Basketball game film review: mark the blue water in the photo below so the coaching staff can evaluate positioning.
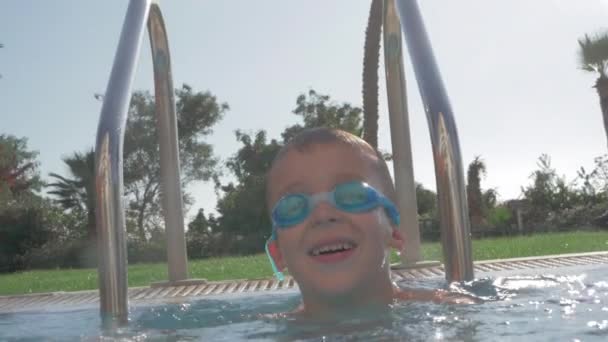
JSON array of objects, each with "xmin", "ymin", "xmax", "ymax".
[{"xmin": 1, "ymin": 264, "xmax": 608, "ymax": 341}]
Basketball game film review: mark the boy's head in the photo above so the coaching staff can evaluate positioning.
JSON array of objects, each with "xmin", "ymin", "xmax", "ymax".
[{"xmin": 265, "ymin": 128, "xmax": 403, "ymax": 304}]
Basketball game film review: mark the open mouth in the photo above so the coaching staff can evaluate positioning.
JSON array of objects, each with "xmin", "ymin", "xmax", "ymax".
[{"xmin": 308, "ymin": 240, "xmax": 358, "ymax": 263}]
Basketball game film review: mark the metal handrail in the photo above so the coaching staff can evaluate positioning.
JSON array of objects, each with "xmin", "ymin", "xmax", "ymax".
[
  {"xmin": 392, "ymin": 0, "xmax": 474, "ymax": 281},
  {"xmin": 95, "ymin": 0, "xmax": 150, "ymax": 327},
  {"xmin": 95, "ymin": 0, "xmax": 188, "ymax": 327},
  {"xmin": 148, "ymin": 2, "xmax": 189, "ymax": 283},
  {"xmin": 383, "ymin": 0, "xmax": 422, "ymax": 265}
]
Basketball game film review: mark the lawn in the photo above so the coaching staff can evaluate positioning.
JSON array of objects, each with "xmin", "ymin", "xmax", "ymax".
[{"xmin": 1, "ymin": 231, "xmax": 607, "ymax": 296}]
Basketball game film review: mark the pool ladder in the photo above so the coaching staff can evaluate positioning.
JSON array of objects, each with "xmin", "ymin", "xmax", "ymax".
[{"xmin": 95, "ymin": 0, "xmax": 473, "ymax": 327}]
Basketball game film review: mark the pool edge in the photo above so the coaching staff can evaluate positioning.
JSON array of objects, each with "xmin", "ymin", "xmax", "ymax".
[{"xmin": 1, "ymin": 251, "xmax": 606, "ymax": 313}]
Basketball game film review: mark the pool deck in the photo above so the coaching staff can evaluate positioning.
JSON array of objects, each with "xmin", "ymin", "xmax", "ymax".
[{"xmin": 1, "ymin": 251, "xmax": 607, "ymax": 313}]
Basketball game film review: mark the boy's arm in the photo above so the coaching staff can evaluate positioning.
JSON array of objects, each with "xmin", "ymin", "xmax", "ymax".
[{"xmin": 395, "ymin": 288, "xmax": 481, "ymax": 304}]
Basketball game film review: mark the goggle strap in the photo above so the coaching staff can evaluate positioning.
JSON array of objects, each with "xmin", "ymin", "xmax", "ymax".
[
  {"xmin": 381, "ymin": 197, "xmax": 401, "ymax": 226},
  {"xmin": 265, "ymin": 239, "xmax": 285, "ymax": 282}
]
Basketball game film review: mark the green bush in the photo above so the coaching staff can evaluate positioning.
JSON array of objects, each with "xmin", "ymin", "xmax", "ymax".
[
  {"xmin": 127, "ymin": 239, "xmax": 167, "ymax": 264},
  {"xmin": 547, "ymin": 202, "xmax": 608, "ymax": 229},
  {"xmin": 486, "ymin": 206, "xmax": 513, "ymax": 235},
  {"xmin": 24, "ymin": 239, "xmax": 97, "ymax": 269},
  {"xmin": 187, "ymin": 232, "xmax": 226, "ymax": 259},
  {"xmin": 0, "ymin": 199, "xmax": 53, "ymax": 272},
  {"xmin": 23, "ymin": 238, "xmax": 186, "ymax": 270},
  {"xmin": 419, "ymin": 218, "xmax": 440, "ymax": 241}
]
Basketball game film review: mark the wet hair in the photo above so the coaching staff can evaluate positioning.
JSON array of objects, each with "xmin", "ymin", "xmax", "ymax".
[{"xmin": 266, "ymin": 127, "xmax": 397, "ymax": 209}]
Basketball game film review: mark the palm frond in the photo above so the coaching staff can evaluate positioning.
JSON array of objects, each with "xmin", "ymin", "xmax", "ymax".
[
  {"xmin": 47, "ymin": 149, "xmax": 95, "ymax": 212},
  {"xmin": 48, "ymin": 172, "xmax": 79, "ymax": 186},
  {"xmin": 578, "ymin": 32, "xmax": 608, "ymax": 77}
]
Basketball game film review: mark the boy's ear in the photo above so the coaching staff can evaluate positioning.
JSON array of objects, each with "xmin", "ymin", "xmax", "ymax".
[
  {"xmin": 388, "ymin": 228, "xmax": 405, "ymax": 251},
  {"xmin": 267, "ymin": 240, "xmax": 286, "ymax": 271}
]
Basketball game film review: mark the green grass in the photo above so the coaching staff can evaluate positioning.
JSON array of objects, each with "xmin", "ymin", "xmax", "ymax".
[
  {"xmin": 415, "ymin": 230, "xmax": 608, "ymax": 262},
  {"xmin": 1, "ymin": 231, "xmax": 607, "ymax": 296}
]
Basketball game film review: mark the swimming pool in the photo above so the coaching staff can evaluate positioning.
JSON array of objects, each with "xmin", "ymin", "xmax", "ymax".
[{"xmin": 1, "ymin": 256, "xmax": 607, "ymax": 341}]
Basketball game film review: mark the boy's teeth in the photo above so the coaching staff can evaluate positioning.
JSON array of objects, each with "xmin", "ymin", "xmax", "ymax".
[{"xmin": 311, "ymin": 242, "xmax": 354, "ymax": 256}]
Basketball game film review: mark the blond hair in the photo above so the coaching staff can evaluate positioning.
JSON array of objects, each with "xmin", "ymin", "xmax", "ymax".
[{"xmin": 266, "ymin": 128, "xmax": 396, "ymax": 208}]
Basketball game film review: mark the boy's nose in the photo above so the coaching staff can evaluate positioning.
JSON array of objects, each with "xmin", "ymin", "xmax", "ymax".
[{"xmin": 309, "ymin": 201, "xmax": 341, "ymax": 227}]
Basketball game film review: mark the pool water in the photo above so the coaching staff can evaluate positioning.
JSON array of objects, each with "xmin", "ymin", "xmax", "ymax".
[{"xmin": 1, "ymin": 264, "xmax": 607, "ymax": 341}]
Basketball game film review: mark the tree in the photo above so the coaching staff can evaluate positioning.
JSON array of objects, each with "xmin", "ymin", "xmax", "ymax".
[
  {"xmin": 578, "ymin": 32, "xmax": 608, "ymax": 148},
  {"xmin": 466, "ymin": 156, "xmax": 486, "ymax": 226},
  {"xmin": 281, "ymin": 90, "xmax": 363, "ymax": 142},
  {"xmin": 0, "ymin": 135, "xmax": 54, "ymax": 272},
  {"xmin": 215, "ymin": 90, "xmax": 364, "ymax": 254},
  {"xmin": 520, "ymin": 154, "xmax": 578, "ymax": 227},
  {"xmin": 226, "ymin": 130, "xmax": 282, "ymax": 182},
  {"xmin": 482, "ymin": 188, "xmax": 498, "ymax": 212},
  {"xmin": 415, "ymin": 182, "xmax": 436, "ymax": 218},
  {"xmin": 0, "ymin": 197, "xmax": 54, "ymax": 272},
  {"xmin": 186, "ymin": 208, "xmax": 220, "ymax": 259},
  {"xmin": 362, "ymin": 0, "xmax": 383, "ymax": 148},
  {"xmin": 577, "ymin": 155, "xmax": 608, "ymax": 226},
  {"xmin": 577, "ymin": 155, "xmax": 608, "ymax": 205},
  {"xmin": 123, "ymin": 84, "xmax": 227, "ymax": 240},
  {"xmin": 214, "ymin": 130, "xmax": 282, "ymax": 254},
  {"xmin": 0, "ymin": 134, "xmax": 41, "ymax": 200},
  {"xmin": 47, "ymin": 149, "xmax": 96, "ymax": 241},
  {"xmin": 188, "ymin": 208, "xmax": 212, "ymax": 236},
  {"xmin": 522, "ymin": 154, "xmax": 557, "ymax": 216}
]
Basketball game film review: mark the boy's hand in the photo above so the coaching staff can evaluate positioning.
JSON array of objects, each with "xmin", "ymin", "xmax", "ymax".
[{"xmin": 432, "ymin": 289, "xmax": 482, "ymax": 304}]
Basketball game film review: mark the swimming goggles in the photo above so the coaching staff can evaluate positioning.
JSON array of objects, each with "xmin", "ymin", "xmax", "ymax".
[{"xmin": 265, "ymin": 181, "xmax": 400, "ymax": 281}]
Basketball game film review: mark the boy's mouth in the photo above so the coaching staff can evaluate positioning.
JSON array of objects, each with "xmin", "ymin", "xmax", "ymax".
[{"xmin": 308, "ymin": 240, "xmax": 358, "ymax": 263}]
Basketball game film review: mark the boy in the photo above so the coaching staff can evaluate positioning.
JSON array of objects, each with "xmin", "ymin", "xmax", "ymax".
[{"xmin": 264, "ymin": 127, "xmax": 478, "ymax": 317}]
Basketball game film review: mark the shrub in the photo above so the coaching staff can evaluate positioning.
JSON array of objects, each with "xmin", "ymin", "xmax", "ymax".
[
  {"xmin": 24, "ymin": 239, "xmax": 96, "ymax": 269},
  {"xmin": 127, "ymin": 239, "xmax": 167, "ymax": 264}
]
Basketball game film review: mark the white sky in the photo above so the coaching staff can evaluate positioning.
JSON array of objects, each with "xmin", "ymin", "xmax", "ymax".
[{"xmin": 1, "ymin": 0, "xmax": 607, "ymax": 219}]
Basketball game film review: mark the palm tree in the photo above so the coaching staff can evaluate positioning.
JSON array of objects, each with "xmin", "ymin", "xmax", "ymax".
[
  {"xmin": 362, "ymin": 0, "xmax": 383, "ymax": 148},
  {"xmin": 47, "ymin": 149, "xmax": 96, "ymax": 241},
  {"xmin": 578, "ymin": 32, "xmax": 608, "ymax": 148},
  {"xmin": 467, "ymin": 156, "xmax": 486, "ymax": 226}
]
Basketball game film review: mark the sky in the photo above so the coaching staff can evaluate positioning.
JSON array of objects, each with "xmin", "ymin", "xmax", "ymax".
[{"xmin": 1, "ymin": 0, "xmax": 607, "ymax": 220}]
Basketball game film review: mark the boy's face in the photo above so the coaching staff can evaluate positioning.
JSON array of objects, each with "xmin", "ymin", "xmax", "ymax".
[{"xmin": 267, "ymin": 143, "xmax": 401, "ymax": 298}]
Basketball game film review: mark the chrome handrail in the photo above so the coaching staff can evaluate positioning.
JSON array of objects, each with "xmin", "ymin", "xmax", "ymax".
[
  {"xmin": 393, "ymin": 0, "xmax": 474, "ymax": 281},
  {"xmin": 95, "ymin": 0, "xmax": 188, "ymax": 327},
  {"xmin": 95, "ymin": 0, "xmax": 150, "ymax": 327},
  {"xmin": 148, "ymin": 2, "xmax": 189, "ymax": 283},
  {"xmin": 383, "ymin": 0, "xmax": 422, "ymax": 265}
]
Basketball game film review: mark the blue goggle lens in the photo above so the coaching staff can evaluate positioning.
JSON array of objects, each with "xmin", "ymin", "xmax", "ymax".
[
  {"xmin": 334, "ymin": 182, "xmax": 374, "ymax": 211},
  {"xmin": 274, "ymin": 194, "xmax": 308, "ymax": 226},
  {"xmin": 272, "ymin": 182, "xmax": 388, "ymax": 228},
  {"xmin": 276, "ymin": 194, "xmax": 307, "ymax": 217}
]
